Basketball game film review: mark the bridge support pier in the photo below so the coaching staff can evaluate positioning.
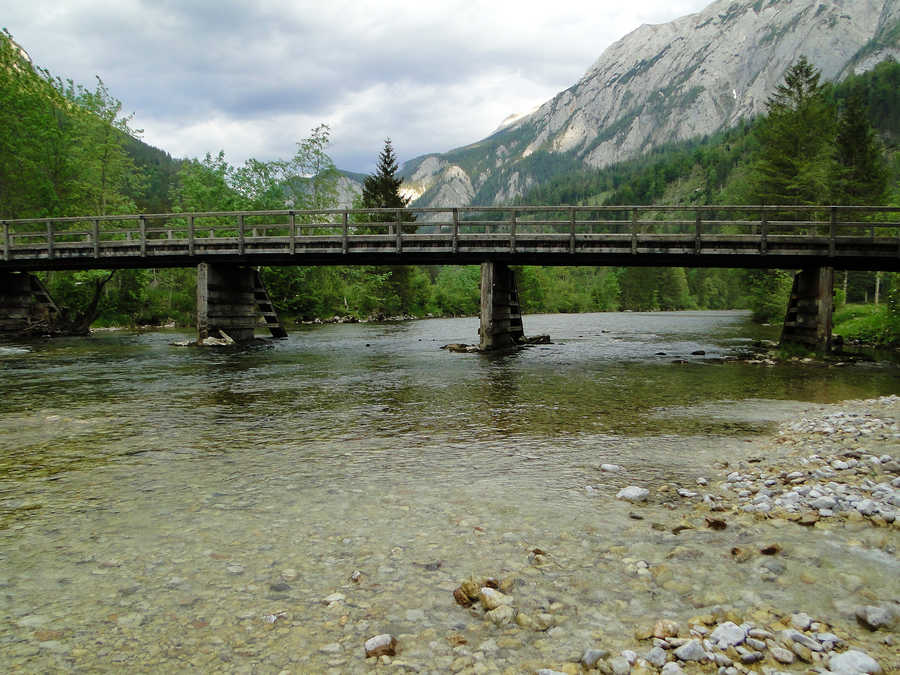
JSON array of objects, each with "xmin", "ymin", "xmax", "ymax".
[
  {"xmin": 479, "ymin": 262, "xmax": 525, "ymax": 351},
  {"xmin": 0, "ymin": 271, "xmax": 59, "ymax": 335},
  {"xmin": 196, "ymin": 264, "xmax": 286, "ymax": 343},
  {"xmin": 780, "ymin": 267, "xmax": 834, "ymax": 353}
]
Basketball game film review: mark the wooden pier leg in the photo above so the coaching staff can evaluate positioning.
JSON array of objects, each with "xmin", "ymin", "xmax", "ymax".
[
  {"xmin": 0, "ymin": 272, "xmax": 60, "ymax": 334},
  {"xmin": 779, "ymin": 267, "xmax": 834, "ymax": 353},
  {"xmin": 196, "ymin": 263, "xmax": 259, "ymax": 343},
  {"xmin": 479, "ymin": 262, "xmax": 525, "ymax": 351}
]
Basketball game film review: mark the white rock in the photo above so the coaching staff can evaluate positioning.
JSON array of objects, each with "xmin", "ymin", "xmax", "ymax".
[
  {"xmin": 364, "ymin": 634, "xmax": 396, "ymax": 658},
  {"xmin": 661, "ymin": 662, "xmax": 685, "ymax": 675},
  {"xmin": 790, "ymin": 612, "xmax": 812, "ymax": 630},
  {"xmin": 710, "ymin": 621, "xmax": 746, "ymax": 648},
  {"xmin": 601, "ymin": 463, "xmax": 623, "ymax": 472},
  {"xmin": 479, "ymin": 587, "xmax": 511, "ymax": 610},
  {"xmin": 829, "ymin": 649, "xmax": 882, "ymax": 674},
  {"xmin": 617, "ymin": 486, "xmax": 649, "ymax": 502},
  {"xmin": 673, "ymin": 639, "xmax": 707, "ymax": 662},
  {"xmin": 646, "ymin": 646, "xmax": 668, "ymax": 667}
]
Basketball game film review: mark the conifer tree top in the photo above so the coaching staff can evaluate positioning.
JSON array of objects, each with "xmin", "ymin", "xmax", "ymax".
[{"xmin": 362, "ymin": 138, "xmax": 409, "ymax": 210}]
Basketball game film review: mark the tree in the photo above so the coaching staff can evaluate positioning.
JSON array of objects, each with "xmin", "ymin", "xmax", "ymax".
[
  {"xmin": 285, "ymin": 123, "xmax": 340, "ymax": 211},
  {"xmin": 749, "ymin": 56, "xmax": 836, "ymax": 207},
  {"xmin": 831, "ymin": 89, "xmax": 888, "ymax": 204},
  {"xmin": 356, "ymin": 139, "xmax": 423, "ymax": 315},
  {"xmin": 362, "ymin": 139, "xmax": 408, "ymax": 209}
]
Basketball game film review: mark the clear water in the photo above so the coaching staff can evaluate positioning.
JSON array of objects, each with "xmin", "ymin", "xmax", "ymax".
[{"xmin": 0, "ymin": 311, "xmax": 897, "ymax": 672}]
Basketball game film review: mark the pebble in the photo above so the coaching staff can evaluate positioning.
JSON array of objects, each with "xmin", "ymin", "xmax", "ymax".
[
  {"xmin": 364, "ymin": 634, "xmax": 396, "ymax": 658},
  {"xmin": 646, "ymin": 646, "xmax": 668, "ymax": 667},
  {"xmin": 673, "ymin": 639, "xmax": 707, "ymax": 662},
  {"xmin": 617, "ymin": 486, "xmax": 649, "ymax": 502},
  {"xmin": 582, "ymin": 648, "xmax": 610, "ymax": 667},
  {"xmin": 485, "ymin": 605, "xmax": 515, "ymax": 626},
  {"xmin": 610, "ymin": 655, "xmax": 631, "ymax": 675},
  {"xmin": 479, "ymin": 587, "xmax": 511, "ymax": 610},
  {"xmin": 709, "ymin": 621, "xmax": 745, "ymax": 647},
  {"xmin": 829, "ymin": 649, "xmax": 883, "ymax": 674},
  {"xmin": 770, "ymin": 645, "xmax": 795, "ymax": 664},
  {"xmin": 855, "ymin": 605, "xmax": 895, "ymax": 631},
  {"xmin": 660, "ymin": 662, "xmax": 685, "ymax": 675}
]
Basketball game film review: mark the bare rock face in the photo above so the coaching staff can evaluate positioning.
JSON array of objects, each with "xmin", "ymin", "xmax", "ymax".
[{"xmin": 403, "ymin": 0, "xmax": 899, "ymax": 209}]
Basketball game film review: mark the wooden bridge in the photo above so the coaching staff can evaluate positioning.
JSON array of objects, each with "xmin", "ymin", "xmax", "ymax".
[{"xmin": 2, "ymin": 205, "xmax": 898, "ymax": 350}]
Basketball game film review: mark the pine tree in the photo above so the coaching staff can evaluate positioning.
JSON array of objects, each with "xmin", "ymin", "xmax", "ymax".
[
  {"xmin": 749, "ymin": 56, "xmax": 836, "ymax": 207},
  {"xmin": 831, "ymin": 89, "xmax": 888, "ymax": 204},
  {"xmin": 362, "ymin": 138, "xmax": 408, "ymax": 210}
]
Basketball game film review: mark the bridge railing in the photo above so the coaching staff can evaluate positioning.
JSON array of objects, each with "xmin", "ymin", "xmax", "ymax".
[{"xmin": 3, "ymin": 205, "xmax": 899, "ymax": 264}]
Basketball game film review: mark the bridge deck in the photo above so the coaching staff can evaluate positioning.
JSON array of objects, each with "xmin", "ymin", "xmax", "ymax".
[{"xmin": 3, "ymin": 205, "xmax": 898, "ymax": 272}]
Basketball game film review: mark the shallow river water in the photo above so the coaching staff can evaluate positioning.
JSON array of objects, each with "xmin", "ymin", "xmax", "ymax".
[{"xmin": 0, "ymin": 311, "xmax": 897, "ymax": 673}]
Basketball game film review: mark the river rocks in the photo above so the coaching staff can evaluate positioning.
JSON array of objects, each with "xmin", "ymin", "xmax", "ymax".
[
  {"xmin": 364, "ymin": 633, "xmax": 397, "ymax": 658},
  {"xmin": 712, "ymin": 401, "xmax": 899, "ymax": 526},
  {"xmin": 617, "ymin": 486, "xmax": 649, "ymax": 502}
]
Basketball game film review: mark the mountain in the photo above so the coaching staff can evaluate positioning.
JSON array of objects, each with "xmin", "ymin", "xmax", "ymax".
[{"xmin": 401, "ymin": 0, "xmax": 900, "ymax": 208}]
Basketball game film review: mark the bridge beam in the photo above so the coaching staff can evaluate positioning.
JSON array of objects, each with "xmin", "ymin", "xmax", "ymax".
[
  {"xmin": 196, "ymin": 263, "xmax": 286, "ymax": 343},
  {"xmin": 0, "ymin": 271, "xmax": 59, "ymax": 335},
  {"xmin": 780, "ymin": 266, "xmax": 834, "ymax": 353},
  {"xmin": 479, "ymin": 262, "xmax": 525, "ymax": 351}
]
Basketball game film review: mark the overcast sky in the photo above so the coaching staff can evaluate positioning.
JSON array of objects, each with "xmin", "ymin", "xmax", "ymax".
[{"xmin": 5, "ymin": 0, "xmax": 712, "ymax": 173}]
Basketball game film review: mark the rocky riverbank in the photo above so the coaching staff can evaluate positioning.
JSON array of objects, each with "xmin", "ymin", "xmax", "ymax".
[{"xmin": 427, "ymin": 396, "xmax": 898, "ymax": 674}]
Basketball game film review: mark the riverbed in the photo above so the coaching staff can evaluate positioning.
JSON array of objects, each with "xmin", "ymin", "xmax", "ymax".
[{"xmin": 0, "ymin": 311, "xmax": 897, "ymax": 673}]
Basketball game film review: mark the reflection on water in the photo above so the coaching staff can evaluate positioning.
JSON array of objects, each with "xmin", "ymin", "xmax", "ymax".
[{"xmin": 0, "ymin": 311, "xmax": 897, "ymax": 671}]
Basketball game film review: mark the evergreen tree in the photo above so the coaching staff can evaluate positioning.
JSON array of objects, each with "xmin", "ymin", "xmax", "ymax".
[
  {"xmin": 362, "ymin": 138, "xmax": 408, "ymax": 210},
  {"xmin": 831, "ymin": 89, "xmax": 888, "ymax": 204},
  {"xmin": 749, "ymin": 56, "xmax": 836, "ymax": 207},
  {"xmin": 358, "ymin": 139, "xmax": 420, "ymax": 316}
]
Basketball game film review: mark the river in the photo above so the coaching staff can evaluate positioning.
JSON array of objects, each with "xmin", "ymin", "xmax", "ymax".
[{"xmin": 0, "ymin": 311, "xmax": 897, "ymax": 672}]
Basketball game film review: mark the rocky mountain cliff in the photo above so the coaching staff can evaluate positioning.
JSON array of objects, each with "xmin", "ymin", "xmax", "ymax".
[{"xmin": 401, "ymin": 0, "xmax": 900, "ymax": 208}]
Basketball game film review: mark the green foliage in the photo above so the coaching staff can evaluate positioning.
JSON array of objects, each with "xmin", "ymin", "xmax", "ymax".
[
  {"xmin": 833, "ymin": 303, "xmax": 900, "ymax": 346},
  {"xmin": 744, "ymin": 269, "xmax": 794, "ymax": 323}
]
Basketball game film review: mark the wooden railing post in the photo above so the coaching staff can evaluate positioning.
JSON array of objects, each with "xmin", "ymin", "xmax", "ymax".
[
  {"xmin": 289, "ymin": 211, "xmax": 296, "ymax": 255},
  {"xmin": 47, "ymin": 220, "xmax": 55, "ymax": 259},
  {"xmin": 829, "ymin": 206, "xmax": 836, "ymax": 258},
  {"xmin": 694, "ymin": 211, "xmax": 702, "ymax": 253},
  {"xmin": 452, "ymin": 208, "xmax": 459, "ymax": 254},
  {"xmin": 3, "ymin": 221, "xmax": 10, "ymax": 261},
  {"xmin": 630, "ymin": 208, "xmax": 638, "ymax": 254},
  {"xmin": 395, "ymin": 210, "xmax": 402, "ymax": 253},
  {"xmin": 93, "ymin": 219, "xmax": 100, "ymax": 258},
  {"xmin": 238, "ymin": 214, "xmax": 245, "ymax": 256},
  {"xmin": 760, "ymin": 215, "xmax": 768, "ymax": 254},
  {"xmin": 188, "ymin": 215, "xmax": 195, "ymax": 256},
  {"xmin": 342, "ymin": 210, "xmax": 349, "ymax": 254},
  {"xmin": 569, "ymin": 207, "xmax": 576, "ymax": 254},
  {"xmin": 510, "ymin": 209, "xmax": 517, "ymax": 253},
  {"xmin": 139, "ymin": 215, "xmax": 147, "ymax": 256}
]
